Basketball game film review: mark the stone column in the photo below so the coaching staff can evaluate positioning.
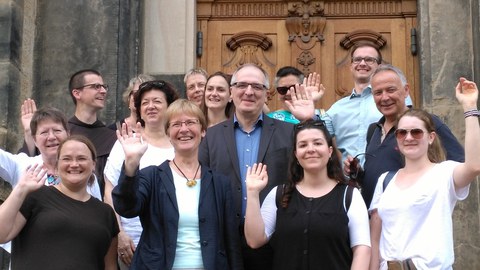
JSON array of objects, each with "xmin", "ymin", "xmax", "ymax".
[{"xmin": 418, "ymin": 0, "xmax": 480, "ymax": 268}]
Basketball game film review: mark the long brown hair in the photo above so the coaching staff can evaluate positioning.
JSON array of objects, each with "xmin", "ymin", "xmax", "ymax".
[{"xmin": 281, "ymin": 119, "xmax": 346, "ymax": 208}]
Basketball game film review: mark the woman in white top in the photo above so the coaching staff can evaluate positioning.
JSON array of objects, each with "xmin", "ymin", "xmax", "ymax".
[
  {"xmin": 369, "ymin": 77, "xmax": 480, "ymax": 270},
  {"xmin": 104, "ymin": 80, "xmax": 178, "ymax": 269}
]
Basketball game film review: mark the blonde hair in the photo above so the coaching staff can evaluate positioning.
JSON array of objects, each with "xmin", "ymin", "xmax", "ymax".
[{"xmin": 164, "ymin": 99, "xmax": 207, "ymax": 134}]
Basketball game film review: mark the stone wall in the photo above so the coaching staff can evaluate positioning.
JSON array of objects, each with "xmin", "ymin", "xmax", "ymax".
[{"xmin": 418, "ymin": 0, "xmax": 480, "ymax": 268}]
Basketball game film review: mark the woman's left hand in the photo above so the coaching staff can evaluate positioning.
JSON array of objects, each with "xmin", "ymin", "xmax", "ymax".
[{"xmin": 246, "ymin": 163, "xmax": 268, "ymax": 194}]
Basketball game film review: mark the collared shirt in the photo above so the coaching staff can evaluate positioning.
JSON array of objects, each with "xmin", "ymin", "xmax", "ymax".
[
  {"xmin": 234, "ymin": 113, "xmax": 263, "ymax": 217},
  {"xmin": 322, "ymin": 86, "xmax": 412, "ymax": 165}
]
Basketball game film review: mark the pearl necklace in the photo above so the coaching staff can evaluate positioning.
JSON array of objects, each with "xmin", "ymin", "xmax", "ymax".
[{"xmin": 172, "ymin": 159, "xmax": 200, "ymax": 187}]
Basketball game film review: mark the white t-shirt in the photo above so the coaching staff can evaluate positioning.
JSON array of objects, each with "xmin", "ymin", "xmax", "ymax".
[
  {"xmin": 260, "ymin": 185, "xmax": 371, "ymax": 248},
  {"xmin": 104, "ymin": 140, "xmax": 174, "ymax": 246},
  {"xmin": 370, "ymin": 161, "xmax": 469, "ymax": 270}
]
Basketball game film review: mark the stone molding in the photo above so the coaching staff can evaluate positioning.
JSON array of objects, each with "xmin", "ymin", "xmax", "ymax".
[{"xmin": 198, "ymin": 0, "xmax": 416, "ymax": 19}]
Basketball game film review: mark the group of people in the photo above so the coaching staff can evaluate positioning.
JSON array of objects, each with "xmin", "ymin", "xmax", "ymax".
[{"xmin": 0, "ymin": 41, "xmax": 478, "ymax": 270}]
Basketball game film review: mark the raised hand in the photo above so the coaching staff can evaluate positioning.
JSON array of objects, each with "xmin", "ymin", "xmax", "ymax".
[
  {"xmin": 304, "ymin": 72, "xmax": 324, "ymax": 102},
  {"xmin": 20, "ymin": 99, "xmax": 37, "ymax": 133},
  {"xmin": 285, "ymin": 84, "xmax": 316, "ymax": 121},
  {"xmin": 455, "ymin": 77, "xmax": 478, "ymax": 109},
  {"xmin": 246, "ymin": 163, "xmax": 268, "ymax": 194},
  {"xmin": 18, "ymin": 164, "xmax": 47, "ymax": 193},
  {"xmin": 116, "ymin": 122, "xmax": 148, "ymax": 163}
]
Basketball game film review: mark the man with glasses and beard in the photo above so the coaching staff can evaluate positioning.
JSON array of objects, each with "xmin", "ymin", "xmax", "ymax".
[{"xmin": 344, "ymin": 64, "xmax": 464, "ymax": 208}]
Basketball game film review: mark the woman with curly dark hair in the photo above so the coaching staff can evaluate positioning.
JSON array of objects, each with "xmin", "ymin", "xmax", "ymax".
[{"xmin": 244, "ymin": 119, "xmax": 370, "ymax": 270}]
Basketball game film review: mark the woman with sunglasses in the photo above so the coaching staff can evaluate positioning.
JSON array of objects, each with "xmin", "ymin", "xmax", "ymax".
[
  {"xmin": 369, "ymin": 78, "xmax": 480, "ymax": 270},
  {"xmin": 202, "ymin": 71, "xmax": 235, "ymax": 127},
  {"xmin": 112, "ymin": 99, "xmax": 242, "ymax": 269},
  {"xmin": 244, "ymin": 119, "xmax": 371, "ymax": 270},
  {"xmin": 104, "ymin": 80, "xmax": 178, "ymax": 269}
]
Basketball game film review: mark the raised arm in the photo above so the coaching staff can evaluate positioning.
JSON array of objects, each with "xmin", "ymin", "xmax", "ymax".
[
  {"xmin": 0, "ymin": 164, "xmax": 46, "ymax": 243},
  {"xmin": 244, "ymin": 163, "xmax": 269, "ymax": 248},
  {"xmin": 116, "ymin": 122, "xmax": 148, "ymax": 176},
  {"xmin": 20, "ymin": 99, "xmax": 38, "ymax": 156},
  {"xmin": 453, "ymin": 77, "xmax": 480, "ymax": 189}
]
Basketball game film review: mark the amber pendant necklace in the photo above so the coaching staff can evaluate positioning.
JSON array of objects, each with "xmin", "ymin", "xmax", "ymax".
[{"xmin": 172, "ymin": 159, "xmax": 200, "ymax": 187}]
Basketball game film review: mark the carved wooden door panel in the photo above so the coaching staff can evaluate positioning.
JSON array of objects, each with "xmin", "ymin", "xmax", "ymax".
[{"xmin": 197, "ymin": 0, "xmax": 418, "ymax": 112}]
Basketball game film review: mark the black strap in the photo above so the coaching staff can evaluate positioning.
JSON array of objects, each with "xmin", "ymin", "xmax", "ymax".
[
  {"xmin": 382, "ymin": 171, "xmax": 398, "ymax": 191},
  {"xmin": 366, "ymin": 122, "xmax": 378, "ymax": 148},
  {"xmin": 275, "ymin": 184, "xmax": 285, "ymax": 208},
  {"xmin": 345, "ymin": 185, "xmax": 354, "ymax": 212}
]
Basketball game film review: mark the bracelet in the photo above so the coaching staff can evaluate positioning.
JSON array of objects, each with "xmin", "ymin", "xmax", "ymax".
[{"xmin": 464, "ymin": 109, "xmax": 480, "ymax": 118}]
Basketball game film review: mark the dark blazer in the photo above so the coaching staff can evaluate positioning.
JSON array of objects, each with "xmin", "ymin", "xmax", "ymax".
[
  {"xmin": 199, "ymin": 115, "xmax": 294, "ymax": 221},
  {"xmin": 112, "ymin": 161, "xmax": 243, "ymax": 270}
]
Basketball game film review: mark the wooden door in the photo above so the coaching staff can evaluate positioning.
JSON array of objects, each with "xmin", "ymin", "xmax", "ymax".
[{"xmin": 197, "ymin": 0, "xmax": 419, "ymax": 112}]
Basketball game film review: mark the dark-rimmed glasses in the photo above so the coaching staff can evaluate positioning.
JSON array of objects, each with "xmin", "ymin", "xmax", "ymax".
[
  {"xmin": 78, "ymin": 83, "xmax": 109, "ymax": 91},
  {"xmin": 232, "ymin": 82, "xmax": 267, "ymax": 91},
  {"xmin": 276, "ymin": 84, "xmax": 295, "ymax": 95},
  {"xmin": 394, "ymin": 128, "xmax": 425, "ymax": 140},
  {"xmin": 351, "ymin": 56, "xmax": 378, "ymax": 65}
]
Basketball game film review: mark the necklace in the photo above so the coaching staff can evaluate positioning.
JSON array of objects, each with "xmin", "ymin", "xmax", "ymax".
[{"xmin": 172, "ymin": 159, "xmax": 200, "ymax": 187}]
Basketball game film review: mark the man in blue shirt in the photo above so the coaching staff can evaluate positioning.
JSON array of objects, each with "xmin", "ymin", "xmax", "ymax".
[
  {"xmin": 199, "ymin": 64, "xmax": 294, "ymax": 270},
  {"xmin": 323, "ymin": 42, "xmax": 412, "ymax": 165}
]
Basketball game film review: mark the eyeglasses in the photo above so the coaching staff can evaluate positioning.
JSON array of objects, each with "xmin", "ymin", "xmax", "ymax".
[
  {"xmin": 231, "ymin": 82, "xmax": 267, "ymax": 91},
  {"xmin": 349, "ymin": 153, "xmax": 375, "ymax": 187},
  {"xmin": 169, "ymin": 119, "xmax": 200, "ymax": 129},
  {"xmin": 394, "ymin": 128, "xmax": 425, "ymax": 140},
  {"xmin": 59, "ymin": 156, "xmax": 93, "ymax": 165},
  {"xmin": 351, "ymin": 56, "xmax": 378, "ymax": 65},
  {"xmin": 78, "ymin": 83, "xmax": 109, "ymax": 91},
  {"xmin": 276, "ymin": 84, "xmax": 296, "ymax": 95}
]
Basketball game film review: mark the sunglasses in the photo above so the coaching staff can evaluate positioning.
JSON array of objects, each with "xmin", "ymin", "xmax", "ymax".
[
  {"xmin": 294, "ymin": 120, "xmax": 325, "ymax": 131},
  {"xmin": 394, "ymin": 128, "xmax": 425, "ymax": 140},
  {"xmin": 276, "ymin": 84, "xmax": 296, "ymax": 95},
  {"xmin": 349, "ymin": 153, "xmax": 375, "ymax": 187}
]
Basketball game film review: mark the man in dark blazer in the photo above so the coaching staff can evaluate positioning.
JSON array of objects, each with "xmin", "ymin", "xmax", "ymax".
[{"xmin": 199, "ymin": 64, "xmax": 295, "ymax": 270}]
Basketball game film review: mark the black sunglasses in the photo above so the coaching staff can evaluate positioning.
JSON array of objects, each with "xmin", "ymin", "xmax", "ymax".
[
  {"xmin": 138, "ymin": 80, "xmax": 166, "ymax": 91},
  {"xmin": 276, "ymin": 84, "xmax": 296, "ymax": 95},
  {"xmin": 349, "ymin": 153, "xmax": 375, "ymax": 187},
  {"xmin": 294, "ymin": 120, "xmax": 325, "ymax": 131}
]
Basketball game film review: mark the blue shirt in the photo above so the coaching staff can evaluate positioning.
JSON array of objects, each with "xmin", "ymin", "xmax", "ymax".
[
  {"xmin": 234, "ymin": 114, "xmax": 263, "ymax": 217},
  {"xmin": 322, "ymin": 86, "xmax": 412, "ymax": 165}
]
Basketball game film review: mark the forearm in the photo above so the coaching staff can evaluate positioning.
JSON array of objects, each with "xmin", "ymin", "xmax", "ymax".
[
  {"xmin": 0, "ymin": 185, "xmax": 28, "ymax": 242},
  {"xmin": 244, "ymin": 192, "xmax": 267, "ymax": 248},
  {"xmin": 351, "ymin": 245, "xmax": 371, "ymax": 270},
  {"xmin": 369, "ymin": 211, "xmax": 382, "ymax": 270},
  {"xmin": 463, "ymin": 106, "xmax": 480, "ymax": 173}
]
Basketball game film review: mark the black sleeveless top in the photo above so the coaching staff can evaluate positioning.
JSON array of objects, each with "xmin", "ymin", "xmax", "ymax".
[{"xmin": 270, "ymin": 184, "xmax": 353, "ymax": 270}]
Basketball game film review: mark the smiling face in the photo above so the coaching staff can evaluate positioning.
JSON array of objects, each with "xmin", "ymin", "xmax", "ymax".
[
  {"xmin": 167, "ymin": 114, "xmax": 205, "ymax": 155},
  {"xmin": 139, "ymin": 89, "xmax": 168, "ymax": 127},
  {"xmin": 371, "ymin": 70, "xmax": 409, "ymax": 121},
  {"xmin": 33, "ymin": 119, "xmax": 69, "ymax": 160},
  {"xmin": 73, "ymin": 73, "xmax": 107, "ymax": 110},
  {"xmin": 294, "ymin": 128, "xmax": 333, "ymax": 173},
  {"xmin": 186, "ymin": 74, "xmax": 207, "ymax": 107},
  {"xmin": 277, "ymin": 74, "xmax": 301, "ymax": 103},
  {"xmin": 396, "ymin": 115, "xmax": 435, "ymax": 160},
  {"xmin": 57, "ymin": 140, "xmax": 96, "ymax": 188},
  {"xmin": 230, "ymin": 66, "xmax": 268, "ymax": 118},
  {"xmin": 204, "ymin": 75, "xmax": 231, "ymax": 111},
  {"xmin": 350, "ymin": 46, "xmax": 380, "ymax": 84}
]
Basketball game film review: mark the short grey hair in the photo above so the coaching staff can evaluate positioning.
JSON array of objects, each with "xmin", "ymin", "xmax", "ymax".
[
  {"xmin": 230, "ymin": 63, "xmax": 270, "ymax": 89},
  {"xmin": 371, "ymin": 64, "xmax": 407, "ymax": 87}
]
